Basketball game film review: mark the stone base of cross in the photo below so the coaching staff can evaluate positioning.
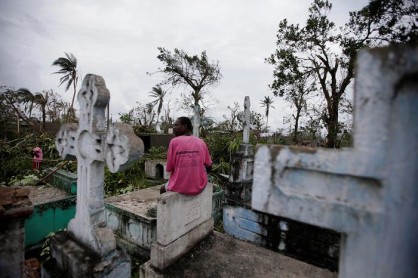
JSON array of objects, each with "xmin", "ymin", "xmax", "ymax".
[
  {"xmin": 252, "ymin": 46, "xmax": 418, "ymax": 277},
  {"xmin": 46, "ymin": 74, "xmax": 144, "ymax": 277}
]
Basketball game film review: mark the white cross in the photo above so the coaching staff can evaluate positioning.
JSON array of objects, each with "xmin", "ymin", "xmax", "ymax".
[
  {"xmin": 56, "ymin": 74, "xmax": 144, "ymax": 257},
  {"xmin": 252, "ymin": 46, "xmax": 418, "ymax": 277}
]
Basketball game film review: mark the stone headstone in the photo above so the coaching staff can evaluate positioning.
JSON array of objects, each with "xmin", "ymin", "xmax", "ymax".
[
  {"xmin": 150, "ymin": 183, "xmax": 214, "ymax": 270},
  {"xmin": 252, "ymin": 45, "xmax": 418, "ymax": 277},
  {"xmin": 45, "ymin": 74, "xmax": 144, "ymax": 277}
]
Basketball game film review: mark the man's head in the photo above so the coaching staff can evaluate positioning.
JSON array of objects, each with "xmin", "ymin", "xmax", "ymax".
[{"xmin": 173, "ymin": 117, "xmax": 192, "ymax": 136}]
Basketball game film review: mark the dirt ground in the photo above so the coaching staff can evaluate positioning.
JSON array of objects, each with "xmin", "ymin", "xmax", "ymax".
[{"xmin": 142, "ymin": 232, "xmax": 338, "ymax": 278}]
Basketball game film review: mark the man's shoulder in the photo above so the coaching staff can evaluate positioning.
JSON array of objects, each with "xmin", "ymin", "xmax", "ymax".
[{"xmin": 172, "ymin": 135, "xmax": 201, "ymax": 142}]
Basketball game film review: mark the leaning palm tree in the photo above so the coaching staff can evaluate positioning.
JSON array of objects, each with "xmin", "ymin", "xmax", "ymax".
[
  {"xmin": 149, "ymin": 85, "xmax": 167, "ymax": 132},
  {"xmin": 15, "ymin": 88, "xmax": 35, "ymax": 118},
  {"xmin": 51, "ymin": 53, "xmax": 79, "ymax": 111},
  {"xmin": 260, "ymin": 96, "xmax": 275, "ymax": 132}
]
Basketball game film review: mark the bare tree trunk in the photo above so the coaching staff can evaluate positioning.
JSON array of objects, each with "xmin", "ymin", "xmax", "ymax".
[{"xmin": 193, "ymin": 104, "xmax": 200, "ymax": 137}]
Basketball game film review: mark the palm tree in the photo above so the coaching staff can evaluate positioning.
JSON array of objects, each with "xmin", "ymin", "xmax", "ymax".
[
  {"xmin": 3, "ymin": 88, "xmax": 42, "ymax": 134},
  {"xmin": 260, "ymin": 96, "xmax": 275, "ymax": 131},
  {"xmin": 15, "ymin": 89, "xmax": 50, "ymax": 130},
  {"xmin": 149, "ymin": 85, "xmax": 167, "ymax": 132},
  {"xmin": 15, "ymin": 88, "xmax": 35, "ymax": 118},
  {"xmin": 51, "ymin": 53, "xmax": 79, "ymax": 111},
  {"xmin": 33, "ymin": 90, "xmax": 50, "ymax": 130}
]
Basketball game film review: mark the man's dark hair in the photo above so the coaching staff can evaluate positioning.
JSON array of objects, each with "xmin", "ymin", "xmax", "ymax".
[{"xmin": 178, "ymin": 117, "xmax": 192, "ymax": 131}]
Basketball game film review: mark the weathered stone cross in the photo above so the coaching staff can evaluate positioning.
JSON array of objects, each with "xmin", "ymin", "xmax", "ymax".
[
  {"xmin": 232, "ymin": 96, "xmax": 253, "ymax": 183},
  {"xmin": 241, "ymin": 96, "xmax": 251, "ymax": 144},
  {"xmin": 252, "ymin": 46, "xmax": 418, "ymax": 277},
  {"xmin": 56, "ymin": 74, "xmax": 144, "ymax": 257}
]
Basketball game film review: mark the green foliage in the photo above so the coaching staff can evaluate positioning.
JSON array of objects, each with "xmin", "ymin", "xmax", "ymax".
[
  {"xmin": 0, "ymin": 133, "xmax": 60, "ymax": 185},
  {"xmin": 266, "ymin": 0, "xmax": 417, "ymax": 148},
  {"xmin": 146, "ymin": 146, "xmax": 167, "ymax": 159},
  {"xmin": 104, "ymin": 159, "xmax": 148, "ymax": 197},
  {"xmin": 9, "ymin": 174, "xmax": 39, "ymax": 186},
  {"xmin": 151, "ymin": 47, "xmax": 222, "ymax": 110},
  {"xmin": 346, "ymin": 0, "xmax": 418, "ymax": 46},
  {"xmin": 120, "ymin": 102, "xmax": 157, "ymax": 131},
  {"xmin": 40, "ymin": 229, "xmax": 66, "ymax": 263}
]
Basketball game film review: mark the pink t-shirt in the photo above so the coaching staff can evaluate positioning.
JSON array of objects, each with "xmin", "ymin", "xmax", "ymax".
[
  {"xmin": 33, "ymin": 147, "xmax": 43, "ymax": 162},
  {"xmin": 166, "ymin": 135, "xmax": 212, "ymax": 195}
]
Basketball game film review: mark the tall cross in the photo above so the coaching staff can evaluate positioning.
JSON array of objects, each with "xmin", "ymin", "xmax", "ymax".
[
  {"xmin": 231, "ymin": 96, "xmax": 253, "ymax": 183},
  {"xmin": 242, "ymin": 96, "xmax": 251, "ymax": 144},
  {"xmin": 252, "ymin": 46, "xmax": 418, "ymax": 277},
  {"xmin": 56, "ymin": 74, "xmax": 144, "ymax": 257}
]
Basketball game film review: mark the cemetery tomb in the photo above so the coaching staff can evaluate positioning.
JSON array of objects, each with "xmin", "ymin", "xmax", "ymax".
[
  {"xmin": 140, "ymin": 231, "xmax": 337, "ymax": 278},
  {"xmin": 222, "ymin": 96, "xmax": 339, "ymax": 271},
  {"xmin": 144, "ymin": 159, "xmax": 170, "ymax": 180},
  {"xmin": 25, "ymin": 169, "xmax": 77, "ymax": 248},
  {"xmin": 24, "ymin": 184, "xmax": 75, "ymax": 248},
  {"xmin": 105, "ymin": 184, "xmax": 224, "ymax": 259},
  {"xmin": 105, "ymin": 185, "xmax": 159, "ymax": 256}
]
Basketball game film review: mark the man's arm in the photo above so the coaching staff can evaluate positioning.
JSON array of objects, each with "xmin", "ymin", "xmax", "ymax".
[{"xmin": 166, "ymin": 141, "xmax": 175, "ymax": 172}]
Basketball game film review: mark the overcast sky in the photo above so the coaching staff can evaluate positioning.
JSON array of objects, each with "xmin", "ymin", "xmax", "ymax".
[{"xmin": 0, "ymin": 0, "xmax": 368, "ymax": 131}]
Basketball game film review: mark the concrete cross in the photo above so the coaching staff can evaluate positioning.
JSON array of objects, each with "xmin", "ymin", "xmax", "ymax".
[
  {"xmin": 252, "ymin": 46, "xmax": 418, "ymax": 277},
  {"xmin": 230, "ymin": 96, "xmax": 253, "ymax": 184},
  {"xmin": 55, "ymin": 74, "xmax": 144, "ymax": 257},
  {"xmin": 242, "ymin": 96, "xmax": 251, "ymax": 144}
]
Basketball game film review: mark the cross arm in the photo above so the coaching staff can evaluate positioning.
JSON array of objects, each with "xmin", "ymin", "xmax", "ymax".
[
  {"xmin": 105, "ymin": 123, "xmax": 144, "ymax": 173},
  {"xmin": 55, "ymin": 123, "xmax": 78, "ymax": 160},
  {"xmin": 251, "ymin": 144, "xmax": 383, "ymax": 233}
]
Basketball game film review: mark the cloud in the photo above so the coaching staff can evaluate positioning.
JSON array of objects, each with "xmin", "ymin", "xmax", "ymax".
[{"xmin": 0, "ymin": 0, "xmax": 368, "ymax": 130}]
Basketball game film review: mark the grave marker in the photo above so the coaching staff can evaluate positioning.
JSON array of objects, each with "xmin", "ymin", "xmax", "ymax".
[
  {"xmin": 252, "ymin": 46, "xmax": 418, "ymax": 277},
  {"xmin": 150, "ymin": 183, "xmax": 214, "ymax": 270},
  {"xmin": 242, "ymin": 96, "xmax": 251, "ymax": 144},
  {"xmin": 225, "ymin": 96, "xmax": 254, "ymax": 204},
  {"xmin": 46, "ymin": 74, "xmax": 144, "ymax": 277}
]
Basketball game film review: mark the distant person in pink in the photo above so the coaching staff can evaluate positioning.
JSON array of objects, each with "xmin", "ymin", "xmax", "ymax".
[
  {"xmin": 32, "ymin": 143, "xmax": 43, "ymax": 170},
  {"xmin": 160, "ymin": 117, "xmax": 212, "ymax": 195}
]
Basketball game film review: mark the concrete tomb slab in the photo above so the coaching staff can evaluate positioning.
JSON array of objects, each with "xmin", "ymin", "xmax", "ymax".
[
  {"xmin": 140, "ymin": 232, "xmax": 337, "ymax": 278},
  {"xmin": 252, "ymin": 45, "xmax": 418, "ymax": 278},
  {"xmin": 105, "ymin": 185, "xmax": 159, "ymax": 254}
]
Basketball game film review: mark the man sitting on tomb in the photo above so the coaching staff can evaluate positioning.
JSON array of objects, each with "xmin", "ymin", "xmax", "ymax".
[{"xmin": 160, "ymin": 117, "xmax": 212, "ymax": 195}]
